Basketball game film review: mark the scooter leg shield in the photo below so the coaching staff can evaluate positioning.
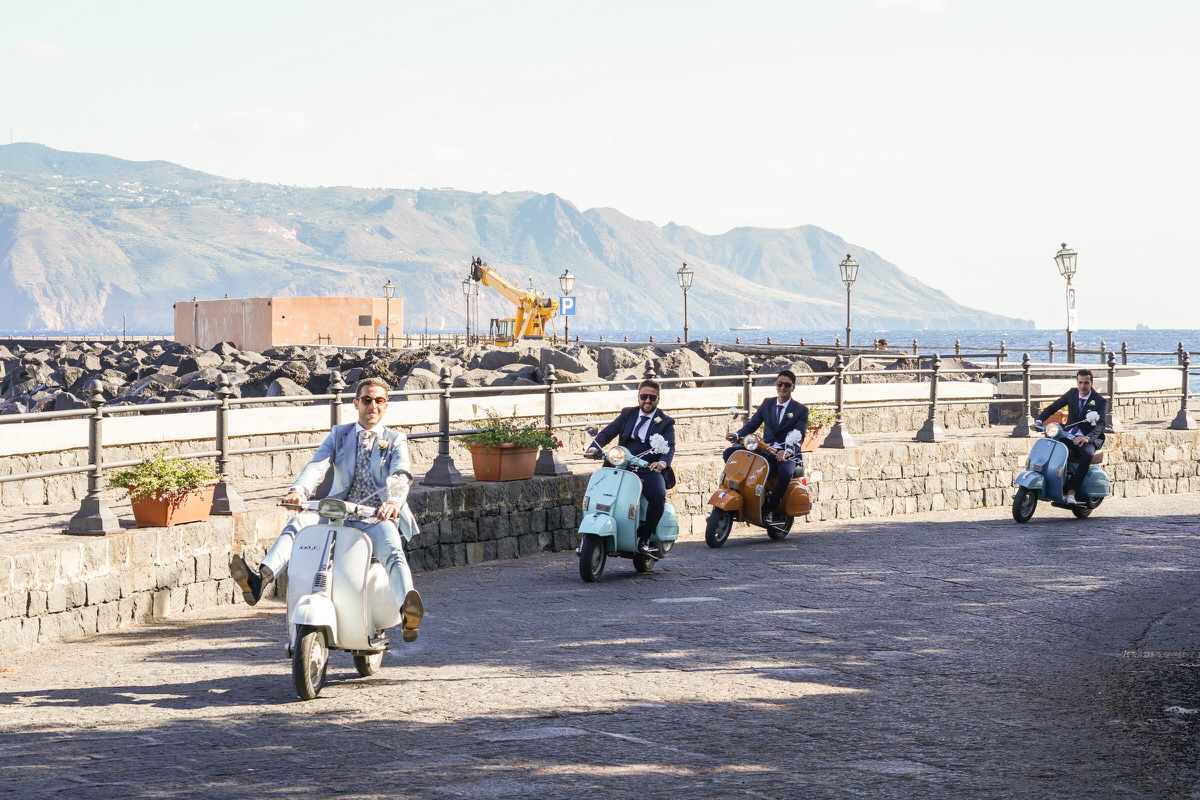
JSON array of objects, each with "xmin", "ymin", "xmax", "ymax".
[
  {"xmin": 708, "ymin": 489, "xmax": 744, "ymax": 514},
  {"xmin": 290, "ymin": 594, "xmax": 338, "ymax": 648},
  {"xmin": 1013, "ymin": 470, "xmax": 1046, "ymax": 493}
]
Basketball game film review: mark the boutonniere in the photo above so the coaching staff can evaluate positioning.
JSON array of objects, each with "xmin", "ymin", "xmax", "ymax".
[
  {"xmin": 653, "ymin": 416, "xmax": 662, "ymax": 425},
  {"xmin": 377, "ymin": 438, "xmax": 390, "ymax": 453},
  {"xmin": 1087, "ymin": 400, "xmax": 1096, "ymax": 407},
  {"xmin": 786, "ymin": 412, "xmax": 794, "ymax": 419}
]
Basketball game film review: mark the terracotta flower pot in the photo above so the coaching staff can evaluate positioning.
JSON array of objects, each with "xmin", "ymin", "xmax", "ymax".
[
  {"xmin": 469, "ymin": 444, "xmax": 538, "ymax": 481},
  {"xmin": 801, "ymin": 425, "xmax": 823, "ymax": 452},
  {"xmin": 129, "ymin": 483, "xmax": 216, "ymax": 528}
]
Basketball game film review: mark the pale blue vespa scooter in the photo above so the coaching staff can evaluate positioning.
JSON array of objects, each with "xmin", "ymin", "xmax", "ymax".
[
  {"xmin": 1012, "ymin": 419, "xmax": 1110, "ymax": 522},
  {"xmin": 577, "ymin": 436, "xmax": 679, "ymax": 581}
]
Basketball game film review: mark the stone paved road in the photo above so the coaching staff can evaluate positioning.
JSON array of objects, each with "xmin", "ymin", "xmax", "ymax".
[{"xmin": 3, "ymin": 494, "xmax": 1200, "ymax": 799}]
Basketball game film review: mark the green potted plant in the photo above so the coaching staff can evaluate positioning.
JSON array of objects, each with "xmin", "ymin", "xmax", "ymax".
[
  {"xmin": 108, "ymin": 446, "xmax": 221, "ymax": 527},
  {"xmin": 461, "ymin": 409, "xmax": 562, "ymax": 481},
  {"xmin": 804, "ymin": 404, "xmax": 837, "ymax": 451}
]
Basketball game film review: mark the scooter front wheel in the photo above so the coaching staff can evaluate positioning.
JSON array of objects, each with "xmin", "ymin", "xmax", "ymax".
[
  {"xmin": 579, "ymin": 534, "xmax": 607, "ymax": 582},
  {"xmin": 1012, "ymin": 487, "xmax": 1037, "ymax": 523},
  {"xmin": 353, "ymin": 651, "xmax": 384, "ymax": 677},
  {"xmin": 705, "ymin": 509, "xmax": 733, "ymax": 548},
  {"xmin": 293, "ymin": 625, "xmax": 329, "ymax": 700}
]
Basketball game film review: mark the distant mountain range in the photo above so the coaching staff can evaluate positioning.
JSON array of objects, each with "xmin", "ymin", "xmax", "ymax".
[{"xmin": 0, "ymin": 143, "xmax": 1032, "ymax": 333}]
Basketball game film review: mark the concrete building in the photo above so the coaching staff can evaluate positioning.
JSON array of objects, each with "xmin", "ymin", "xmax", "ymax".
[{"xmin": 173, "ymin": 296, "xmax": 403, "ymax": 352}]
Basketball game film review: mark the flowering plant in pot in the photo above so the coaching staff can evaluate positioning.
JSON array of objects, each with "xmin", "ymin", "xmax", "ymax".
[
  {"xmin": 803, "ymin": 404, "xmax": 837, "ymax": 451},
  {"xmin": 461, "ymin": 409, "xmax": 562, "ymax": 481},
  {"xmin": 108, "ymin": 447, "xmax": 221, "ymax": 527}
]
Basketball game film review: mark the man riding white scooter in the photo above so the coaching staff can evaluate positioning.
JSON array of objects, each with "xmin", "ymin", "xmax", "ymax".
[{"xmin": 231, "ymin": 377, "xmax": 424, "ymax": 642}]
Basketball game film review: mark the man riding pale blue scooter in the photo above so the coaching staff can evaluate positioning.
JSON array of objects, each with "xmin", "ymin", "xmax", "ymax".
[
  {"xmin": 231, "ymin": 377, "xmax": 424, "ymax": 642},
  {"xmin": 1033, "ymin": 368, "xmax": 1107, "ymax": 507}
]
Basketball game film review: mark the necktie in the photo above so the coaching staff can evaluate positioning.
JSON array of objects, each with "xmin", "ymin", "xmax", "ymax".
[
  {"xmin": 634, "ymin": 415, "xmax": 650, "ymax": 441},
  {"xmin": 347, "ymin": 430, "xmax": 376, "ymax": 504},
  {"xmin": 777, "ymin": 403, "xmax": 786, "ymax": 427}
]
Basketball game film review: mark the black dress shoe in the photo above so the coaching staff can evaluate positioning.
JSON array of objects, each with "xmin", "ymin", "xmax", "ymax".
[{"xmin": 230, "ymin": 554, "xmax": 264, "ymax": 606}]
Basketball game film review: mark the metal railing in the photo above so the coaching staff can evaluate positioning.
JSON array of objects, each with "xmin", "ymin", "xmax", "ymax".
[{"xmin": 0, "ymin": 353, "xmax": 1194, "ymax": 534}]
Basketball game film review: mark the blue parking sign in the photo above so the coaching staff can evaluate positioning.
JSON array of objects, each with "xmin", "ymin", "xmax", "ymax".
[{"xmin": 560, "ymin": 296, "xmax": 576, "ymax": 316}]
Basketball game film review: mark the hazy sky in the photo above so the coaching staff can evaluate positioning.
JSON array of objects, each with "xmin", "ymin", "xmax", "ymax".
[{"xmin": 3, "ymin": 1, "xmax": 1198, "ymax": 329}]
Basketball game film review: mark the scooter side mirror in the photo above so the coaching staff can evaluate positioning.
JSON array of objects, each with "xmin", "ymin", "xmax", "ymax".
[{"xmin": 586, "ymin": 426, "xmax": 599, "ymax": 438}]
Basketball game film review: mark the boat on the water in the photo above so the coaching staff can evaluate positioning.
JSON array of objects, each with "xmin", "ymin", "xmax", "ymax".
[{"xmin": 729, "ymin": 322, "xmax": 763, "ymax": 331}]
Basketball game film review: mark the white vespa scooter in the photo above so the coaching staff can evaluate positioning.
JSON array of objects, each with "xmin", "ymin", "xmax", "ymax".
[{"xmin": 283, "ymin": 481, "xmax": 407, "ymax": 700}]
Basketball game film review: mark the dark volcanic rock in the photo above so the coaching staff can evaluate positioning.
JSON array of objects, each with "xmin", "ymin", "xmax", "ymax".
[{"xmin": 268, "ymin": 377, "xmax": 310, "ymax": 397}]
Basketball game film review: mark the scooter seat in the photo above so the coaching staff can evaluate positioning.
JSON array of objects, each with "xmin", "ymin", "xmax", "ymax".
[{"xmin": 1067, "ymin": 450, "xmax": 1103, "ymax": 465}]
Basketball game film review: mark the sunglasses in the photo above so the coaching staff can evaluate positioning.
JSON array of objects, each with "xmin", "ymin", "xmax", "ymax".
[
  {"xmin": 776, "ymin": 381, "xmax": 794, "ymax": 388},
  {"xmin": 639, "ymin": 394, "xmax": 659, "ymax": 401},
  {"xmin": 357, "ymin": 396, "xmax": 388, "ymax": 405}
]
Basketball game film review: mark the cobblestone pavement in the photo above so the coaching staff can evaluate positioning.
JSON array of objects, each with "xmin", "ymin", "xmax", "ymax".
[{"xmin": 3, "ymin": 494, "xmax": 1200, "ymax": 799}]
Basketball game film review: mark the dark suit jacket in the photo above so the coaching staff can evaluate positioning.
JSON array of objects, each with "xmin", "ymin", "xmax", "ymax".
[
  {"xmin": 1036, "ymin": 388, "xmax": 1107, "ymax": 447},
  {"xmin": 738, "ymin": 398, "xmax": 809, "ymax": 454},
  {"xmin": 590, "ymin": 406, "xmax": 677, "ymax": 490}
]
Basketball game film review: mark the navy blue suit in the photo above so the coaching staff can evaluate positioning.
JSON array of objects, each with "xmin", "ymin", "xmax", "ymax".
[
  {"xmin": 590, "ymin": 407, "xmax": 676, "ymax": 537},
  {"xmin": 724, "ymin": 398, "xmax": 808, "ymax": 513},
  {"xmin": 1036, "ymin": 388, "xmax": 1107, "ymax": 495}
]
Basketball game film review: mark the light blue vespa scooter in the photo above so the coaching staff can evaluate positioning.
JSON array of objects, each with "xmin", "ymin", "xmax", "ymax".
[
  {"xmin": 1012, "ymin": 419, "xmax": 1110, "ymax": 522},
  {"xmin": 577, "ymin": 436, "xmax": 679, "ymax": 581}
]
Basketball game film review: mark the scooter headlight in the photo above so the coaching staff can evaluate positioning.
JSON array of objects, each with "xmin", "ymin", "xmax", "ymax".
[
  {"xmin": 317, "ymin": 498, "xmax": 348, "ymax": 520},
  {"xmin": 1044, "ymin": 422, "xmax": 1062, "ymax": 439},
  {"xmin": 606, "ymin": 447, "xmax": 627, "ymax": 467},
  {"xmin": 744, "ymin": 434, "xmax": 761, "ymax": 451}
]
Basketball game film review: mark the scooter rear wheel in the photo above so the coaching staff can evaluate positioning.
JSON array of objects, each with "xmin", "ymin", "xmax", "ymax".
[
  {"xmin": 293, "ymin": 625, "xmax": 328, "ymax": 700},
  {"xmin": 579, "ymin": 534, "xmax": 607, "ymax": 582},
  {"xmin": 766, "ymin": 515, "xmax": 794, "ymax": 541},
  {"xmin": 1071, "ymin": 497, "xmax": 1102, "ymax": 519},
  {"xmin": 705, "ymin": 509, "xmax": 733, "ymax": 548},
  {"xmin": 353, "ymin": 651, "xmax": 384, "ymax": 677},
  {"xmin": 1012, "ymin": 487, "xmax": 1037, "ymax": 523}
]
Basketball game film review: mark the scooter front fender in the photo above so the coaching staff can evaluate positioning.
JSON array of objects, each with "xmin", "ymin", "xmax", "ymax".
[
  {"xmin": 578, "ymin": 512, "xmax": 618, "ymax": 547},
  {"xmin": 290, "ymin": 593, "xmax": 338, "ymax": 648},
  {"xmin": 708, "ymin": 488, "xmax": 744, "ymax": 514},
  {"xmin": 1014, "ymin": 470, "xmax": 1045, "ymax": 493}
]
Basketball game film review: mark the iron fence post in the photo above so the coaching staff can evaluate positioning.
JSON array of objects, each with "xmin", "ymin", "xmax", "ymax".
[
  {"xmin": 422, "ymin": 368, "xmax": 467, "ymax": 486},
  {"xmin": 912, "ymin": 339, "xmax": 918, "ymax": 356},
  {"xmin": 823, "ymin": 355, "xmax": 856, "ymax": 448},
  {"xmin": 1121, "ymin": 341, "xmax": 1128, "ymax": 365},
  {"xmin": 915, "ymin": 354, "xmax": 945, "ymax": 442},
  {"xmin": 1048, "ymin": 341, "xmax": 1055, "ymax": 363},
  {"xmin": 535, "ymin": 365, "xmax": 569, "ymax": 476},
  {"xmin": 1105, "ymin": 351, "xmax": 1122, "ymax": 433},
  {"xmin": 328, "ymin": 370, "xmax": 345, "ymax": 428},
  {"xmin": 742, "ymin": 358, "xmax": 755, "ymax": 420},
  {"xmin": 1099, "ymin": 341, "xmax": 1107, "ymax": 365},
  {"xmin": 211, "ymin": 373, "xmax": 246, "ymax": 515},
  {"xmin": 955, "ymin": 339, "xmax": 961, "ymax": 356},
  {"xmin": 64, "ymin": 387, "xmax": 121, "ymax": 535},
  {"xmin": 1012, "ymin": 353, "xmax": 1034, "ymax": 437},
  {"xmin": 1170, "ymin": 352, "xmax": 1197, "ymax": 430},
  {"xmin": 997, "ymin": 341, "xmax": 1006, "ymax": 369}
]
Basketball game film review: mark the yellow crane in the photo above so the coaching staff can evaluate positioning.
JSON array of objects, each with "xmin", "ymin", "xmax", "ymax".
[{"xmin": 469, "ymin": 257, "xmax": 558, "ymax": 345}]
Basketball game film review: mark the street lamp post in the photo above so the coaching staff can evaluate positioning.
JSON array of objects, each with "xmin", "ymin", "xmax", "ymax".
[
  {"xmin": 1054, "ymin": 243, "xmax": 1078, "ymax": 362},
  {"xmin": 558, "ymin": 269, "xmax": 575, "ymax": 344},
  {"xmin": 461, "ymin": 278, "xmax": 473, "ymax": 345},
  {"xmin": 676, "ymin": 262, "xmax": 694, "ymax": 343},
  {"xmin": 838, "ymin": 254, "xmax": 859, "ymax": 349},
  {"xmin": 382, "ymin": 278, "xmax": 395, "ymax": 348}
]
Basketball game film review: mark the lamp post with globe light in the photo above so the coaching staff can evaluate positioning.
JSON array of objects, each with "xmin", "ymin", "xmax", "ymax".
[
  {"xmin": 1054, "ymin": 243, "xmax": 1078, "ymax": 362},
  {"xmin": 676, "ymin": 262, "xmax": 694, "ymax": 343},
  {"xmin": 461, "ymin": 278, "xmax": 473, "ymax": 345},
  {"xmin": 558, "ymin": 269, "xmax": 575, "ymax": 344},
  {"xmin": 839, "ymin": 254, "xmax": 859, "ymax": 349},
  {"xmin": 382, "ymin": 279, "xmax": 395, "ymax": 347}
]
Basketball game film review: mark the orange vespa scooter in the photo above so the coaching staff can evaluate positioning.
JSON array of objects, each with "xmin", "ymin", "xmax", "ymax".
[{"xmin": 705, "ymin": 431, "xmax": 811, "ymax": 547}]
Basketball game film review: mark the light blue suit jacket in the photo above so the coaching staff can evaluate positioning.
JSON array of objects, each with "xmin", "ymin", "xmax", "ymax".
[{"xmin": 292, "ymin": 423, "xmax": 420, "ymax": 541}]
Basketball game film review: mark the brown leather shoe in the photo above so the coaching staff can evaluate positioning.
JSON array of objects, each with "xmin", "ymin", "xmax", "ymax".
[
  {"xmin": 230, "ymin": 554, "xmax": 264, "ymax": 606},
  {"xmin": 400, "ymin": 590, "xmax": 424, "ymax": 643}
]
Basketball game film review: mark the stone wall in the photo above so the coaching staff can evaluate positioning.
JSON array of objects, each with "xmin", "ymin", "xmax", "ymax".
[{"xmin": 3, "ymin": 428, "xmax": 1197, "ymax": 650}]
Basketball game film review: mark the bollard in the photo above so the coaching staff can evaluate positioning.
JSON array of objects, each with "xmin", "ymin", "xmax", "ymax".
[
  {"xmin": 1121, "ymin": 341, "xmax": 1128, "ymax": 365},
  {"xmin": 676, "ymin": 336, "xmax": 682, "ymax": 343},
  {"xmin": 1099, "ymin": 341, "xmax": 1107, "ymax": 365},
  {"xmin": 1012, "ymin": 353, "xmax": 1035, "ymax": 437},
  {"xmin": 64, "ymin": 387, "xmax": 121, "ymax": 534},
  {"xmin": 997, "ymin": 341, "xmax": 1006, "ymax": 368},
  {"xmin": 915, "ymin": 354, "xmax": 945, "ymax": 442},
  {"xmin": 835, "ymin": 336, "xmax": 841, "ymax": 348},
  {"xmin": 766, "ymin": 337, "xmax": 772, "ymax": 345},
  {"xmin": 955, "ymin": 339, "xmax": 961, "ymax": 356},
  {"xmin": 823, "ymin": 355, "xmax": 856, "ymax": 448},
  {"xmin": 328, "ymin": 370, "xmax": 345, "ymax": 428},
  {"xmin": 800, "ymin": 337, "xmax": 805, "ymax": 346},
  {"xmin": 1170, "ymin": 352, "xmax": 1197, "ymax": 430},
  {"xmin": 649, "ymin": 335, "xmax": 654, "ymax": 343},
  {"xmin": 422, "ymin": 368, "xmax": 467, "ymax": 486},
  {"xmin": 1048, "ymin": 341, "xmax": 1055, "ymax": 364},
  {"xmin": 735, "ymin": 337, "xmax": 741, "ymax": 345},
  {"xmin": 912, "ymin": 339, "xmax": 918, "ymax": 356},
  {"xmin": 644, "ymin": 362, "xmax": 658, "ymax": 382},
  {"xmin": 1105, "ymin": 352, "xmax": 1122, "ymax": 433},
  {"xmin": 741, "ymin": 358, "xmax": 756, "ymax": 419},
  {"xmin": 211, "ymin": 374, "xmax": 246, "ymax": 515},
  {"xmin": 704, "ymin": 337, "xmax": 710, "ymax": 344},
  {"xmin": 535, "ymin": 365, "xmax": 570, "ymax": 476}
]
